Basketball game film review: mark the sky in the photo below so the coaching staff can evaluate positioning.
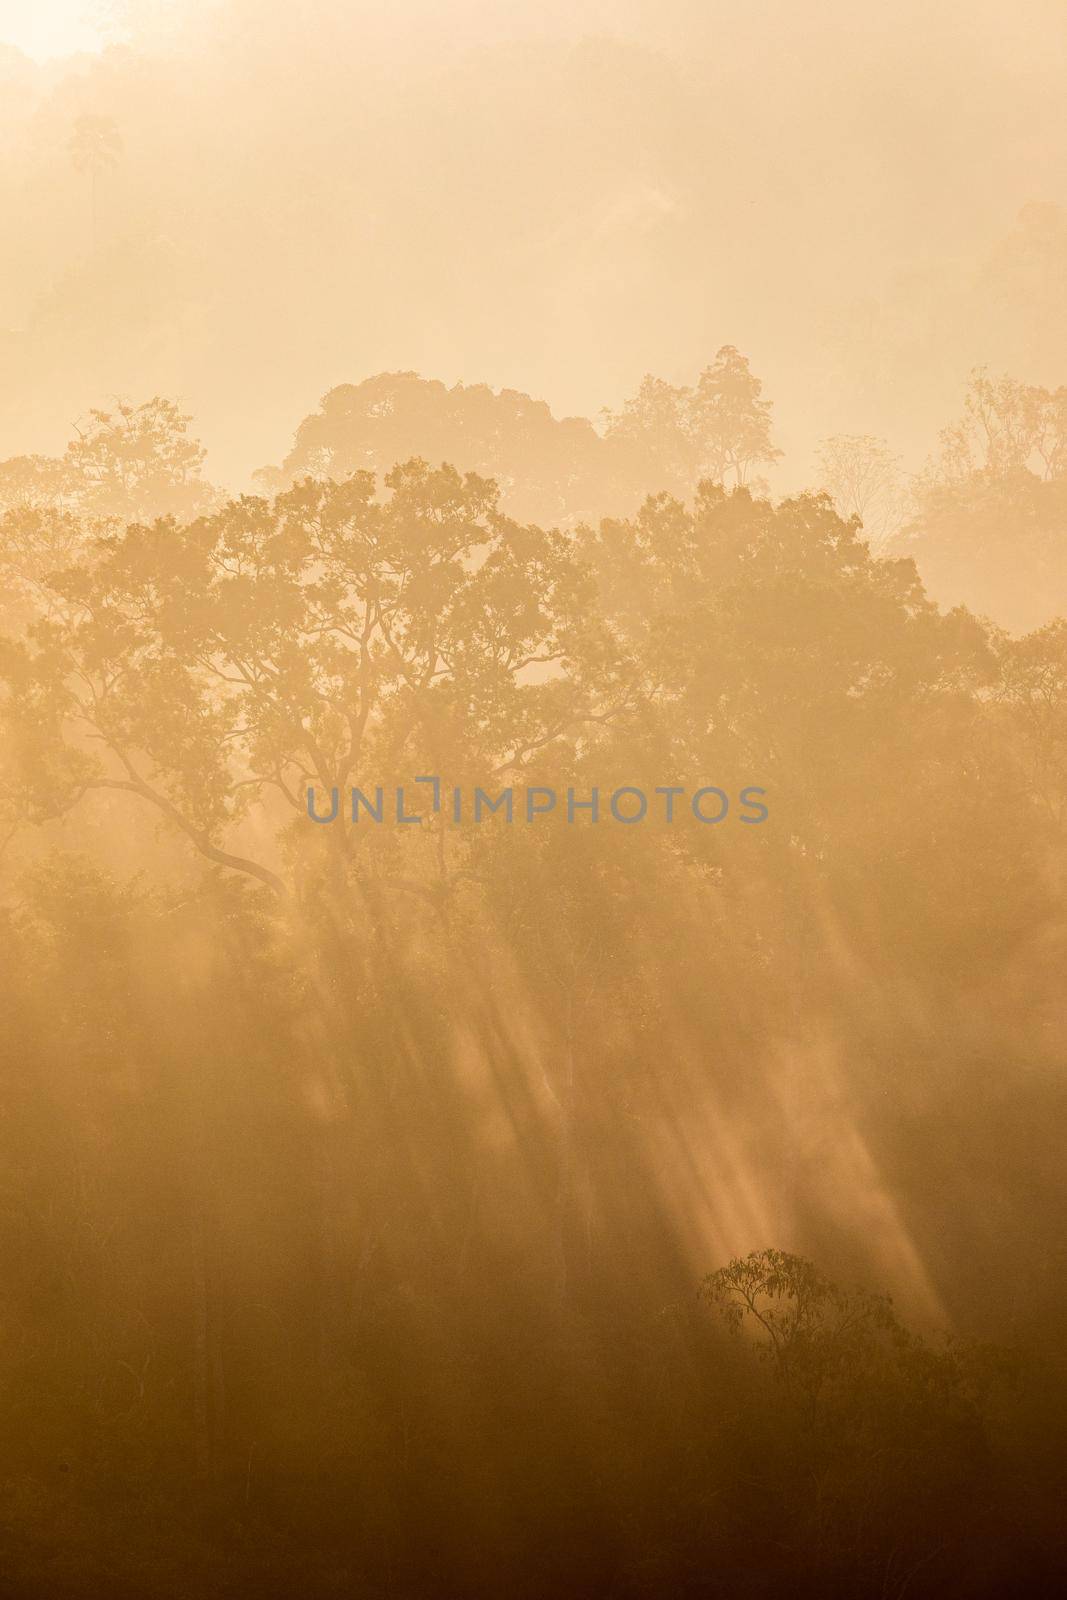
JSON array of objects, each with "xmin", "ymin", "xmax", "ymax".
[
  {"xmin": 0, "ymin": 0, "xmax": 1064, "ymax": 489},
  {"xmin": 0, "ymin": 2, "xmax": 104, "ymax": 59}
]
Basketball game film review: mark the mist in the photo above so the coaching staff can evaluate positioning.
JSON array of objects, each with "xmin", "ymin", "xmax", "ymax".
[
  {"xmin": 1, "ymin": 0, "xmax": 1064, "ymax": 486},
  {"xmin": 1, "ymin": 4, "xmax": 1066, "ymax": 1597}
]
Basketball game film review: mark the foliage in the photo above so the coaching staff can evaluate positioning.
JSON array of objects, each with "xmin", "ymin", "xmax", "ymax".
[
  {"xmin": 64, "ymin": 397, "xmax": 216, "ymax": 523},
  {"xmin": 266, "ymin": 371, "xmax": 639, "ymax": 528},
  {"xmin": 814, "ymin": 434, "xmax": 908, "ymax": 551},
  {"xmin": 898, "ymin": 370, "xmax": 1067, "ymax": 629},
  {"xmin": 603, "ymin": 346, "xmax": 781, "ymax": 495},
  {"xmin": 1, "ymin": 386, "xmax": 1066, "ymax": 1599}
]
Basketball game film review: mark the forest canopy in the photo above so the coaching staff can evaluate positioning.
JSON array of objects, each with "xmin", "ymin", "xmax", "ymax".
[
  {"xmin": 0, "ymin": 362, "xmax": 1065, "ymax": 1596},
  {"xmin": 2, "ymin": 2, "xmax": 1064, "ymax": 1594}
]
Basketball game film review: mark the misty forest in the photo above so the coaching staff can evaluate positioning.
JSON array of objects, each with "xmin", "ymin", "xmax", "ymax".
[{"xmin": 2, "ymin": 3, "xmax": 1067, "ymax": 1598}]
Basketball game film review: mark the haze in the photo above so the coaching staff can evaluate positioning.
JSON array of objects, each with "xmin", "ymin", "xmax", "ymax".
[{"xmin": 1, "ymin": 0, "xmax": 1064, "ymax": 490}]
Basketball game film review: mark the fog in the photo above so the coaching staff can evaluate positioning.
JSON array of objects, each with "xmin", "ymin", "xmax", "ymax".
[
  {"xmin": 1, "ymin": 5, "xmax": 1065, "ymax": 1597},
  {"xmin": 1, "ymin": 0, "xmax": 1064, "ymax": 487}
]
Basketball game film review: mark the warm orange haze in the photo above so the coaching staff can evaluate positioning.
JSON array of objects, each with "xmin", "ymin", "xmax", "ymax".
[{"xmin": 1, "ymin": 2, "xmax": 1065, "ymax": 1597}]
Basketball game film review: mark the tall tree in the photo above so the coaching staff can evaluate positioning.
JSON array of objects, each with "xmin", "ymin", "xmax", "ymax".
[
  {"xmin": 68, "ymin": 114, "xmax": 123, "ymax": 250},
  {"xmin": 600, "ymin": 374, "xmax": 696, "ymax": 495},
  {"xmin": 814, "ymin": 433, "xmax": 908, "ymax": 552},
  {"xmin": 687, "ymin": 344, "xmax": 782, "ymax": 489}
]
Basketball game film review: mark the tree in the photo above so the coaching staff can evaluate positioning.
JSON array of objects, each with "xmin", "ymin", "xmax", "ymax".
[
  {"xmin": 600, "ymin": 374, "xmax": 696, "ymax": 495},
  {"xmin": 0, "ymin": 504, "xmax": 86, "ymax": 634},
  {"xmin": 702, "ymin": 1250, "xmax": 1014, "ymax": 1590},
  {"xmin": 576, "ymin": 480, "xmax": 983, "ymax": 816},
  {"xmin": 687, "ymin": 344, "xmax": 781, "ymax": 489},
  {"xmin": 267, "ymin": 372, "xmax": 634, "ymax": 529},
  {"xmin": 703, "ymin": 1249, "xmax": 910, "ymax": 1412},
  {"xmin": 603, "ymin": 347, "xmax": 781, "ymax": 496},
  {"xmin": 934, "ymin": 369, "xmax": 1066, "ymax": 482},
  {"xmin": 64, "ymin": 398, "xmax": 216, "ymax": 523},
  {"xmin": 814, "ymin": 433, "xmax": 908, "ymax": 552},
  {"xmin": 0, "ymin": 461, "xmax": 595, "ymax": 899},
  {"xmin": 0, "ymin": 454, "xmax": 79, "ymax": 514},
  {"xmin": 994, "ymin": 619, "xmax": 1067, "ymax": 826},
  {"xmin": 897, "ymin": 370, "xmax": 1067, "ymax": 630},
  {"xmin": 68, "ymin": 114, "xmax": 123, "ymax": 249}
]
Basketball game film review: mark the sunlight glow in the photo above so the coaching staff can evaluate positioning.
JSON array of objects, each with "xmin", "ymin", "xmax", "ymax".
[{"xmin": 0, "ymin": 1, "xmax": 104, "ymax": 61}]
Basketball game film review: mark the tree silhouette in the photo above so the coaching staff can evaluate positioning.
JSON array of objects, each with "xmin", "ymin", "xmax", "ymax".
[
  {"xmin": 933, "ymin": 369, "xmax": 1067, "ymax": 482},
  {"xmin": 268, "ymin": 372, "xmax": 639, "ymax": 528},
  {"xmin": 814, "ymin": 433, "xmax": 908, "ymax": 552},
  {"xmin": 603, "ymin": 347, "xmax": 781, "ymax": 495},
  {"xmin": 899, "ymin": 370, "xmax": 1067, "ymax": 629},
  {"xmin": 702, "ymin": 1251, "xmax": 1014, "ymax": 1591},
  {"xmin": 0, "ymin": 461, "xmax": 599, "ymax": 898},
  {"xmin": 688, "ymin": 344, "xmax": 782, "ymax": 489},
  {"xmin": 68, "ymin": 114, "xmax": 123, "ymax": 250},
  {"xmin": 65, "ymin": 398, "xmax": 215, "ymax": 522}
]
